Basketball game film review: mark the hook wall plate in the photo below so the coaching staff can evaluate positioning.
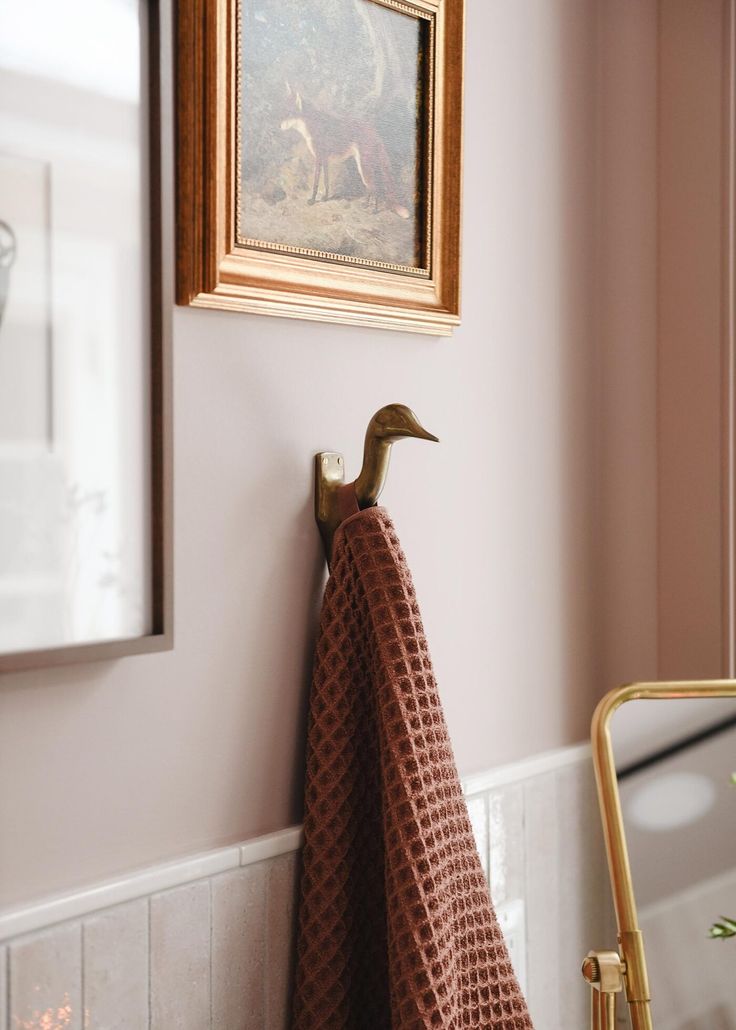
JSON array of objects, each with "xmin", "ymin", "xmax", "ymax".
[{"xmin": 314, "ymin": 451, "xmax": 346, "ymax": 562}]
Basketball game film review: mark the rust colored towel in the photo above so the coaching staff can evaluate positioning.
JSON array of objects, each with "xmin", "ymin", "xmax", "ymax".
[{"xmin": 294, "ymin": 495, "xmax": 533, "ymax": 1029}]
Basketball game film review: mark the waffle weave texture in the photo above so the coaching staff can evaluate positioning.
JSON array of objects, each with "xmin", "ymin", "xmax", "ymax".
[{"xmin": 293, "ymin": 504, "xmax": 534, "ymax": 1029}]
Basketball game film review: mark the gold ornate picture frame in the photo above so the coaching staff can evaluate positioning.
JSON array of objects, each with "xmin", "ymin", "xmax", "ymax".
[{"xmin": 176, "ymin": 0, "xmax": 464, "ymax": 335}]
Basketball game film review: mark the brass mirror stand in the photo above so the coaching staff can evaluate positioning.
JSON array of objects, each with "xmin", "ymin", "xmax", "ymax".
[{"xmin": 583, "ymin": 679, "xmax": 736, "ymax": 1030}]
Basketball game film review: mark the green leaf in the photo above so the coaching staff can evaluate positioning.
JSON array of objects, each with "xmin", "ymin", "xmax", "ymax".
[{"xmin": 708, "ymin": 916, "xmax": 736, "ymax": 939}]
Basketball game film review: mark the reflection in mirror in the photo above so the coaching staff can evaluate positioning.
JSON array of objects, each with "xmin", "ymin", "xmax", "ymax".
[
  {"xmin": 0, "ymin": 0, "xmax": 155, "ymax": 659},
  {"xmin": 611, "ymin": 699, "xmax": 736, "ymax": 1030}
]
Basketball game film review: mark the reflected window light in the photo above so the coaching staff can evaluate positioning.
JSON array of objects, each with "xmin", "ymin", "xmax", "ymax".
[{"xmin": 625, "ymin": 771, "xmax": 717, "ymax": 832}]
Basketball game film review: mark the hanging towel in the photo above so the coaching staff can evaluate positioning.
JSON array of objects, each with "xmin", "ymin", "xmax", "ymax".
[{"xmin": 294, "ymin": 491, "xmax": 534, "ymax": 1030}]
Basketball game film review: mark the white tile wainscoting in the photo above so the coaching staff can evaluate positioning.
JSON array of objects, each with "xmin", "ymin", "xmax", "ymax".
[{"xmin": 0, "ymin": 744, "xmax": 614, "ymax": 1030}]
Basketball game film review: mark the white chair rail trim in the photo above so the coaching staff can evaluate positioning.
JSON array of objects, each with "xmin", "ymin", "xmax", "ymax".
[{"xmin": 0, "ymin": 741, "xmax": 590, "ymax": 943}]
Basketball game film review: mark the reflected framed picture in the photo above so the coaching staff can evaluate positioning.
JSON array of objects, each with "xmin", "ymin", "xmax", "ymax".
[
  {"xmin": 176, "ymin": 0, "xmax": 464, "ymax": 335},
  {"xmin": 0, "ymin": 155, "xmax": 52, "ymax": 448},
  {"xmin": 0, "ymin": 0, "xmax": 171, "ymax": 671}
]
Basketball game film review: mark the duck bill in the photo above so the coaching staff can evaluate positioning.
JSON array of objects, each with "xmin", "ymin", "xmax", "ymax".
[
  {"xmin": 410, "ymin": 424, "xmax": 439, "ymax": 443},
  {"xmin": 386, "ymin": 422, "xmax": 439, "ymax": 443}
]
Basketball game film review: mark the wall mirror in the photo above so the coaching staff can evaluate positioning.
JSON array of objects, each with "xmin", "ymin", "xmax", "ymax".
[
  {"xmin": 588, "ymin": 681, "xmax": 736, "ymax": 1030},
  {"xmin": 0, "ymin": 0, "xmax": 170, "ymax": 671}
]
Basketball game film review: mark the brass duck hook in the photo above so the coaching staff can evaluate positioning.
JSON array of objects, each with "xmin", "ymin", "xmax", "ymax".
[{"xmin": 315, "ymin": 403, "xmax": 439, "ymax": 564}]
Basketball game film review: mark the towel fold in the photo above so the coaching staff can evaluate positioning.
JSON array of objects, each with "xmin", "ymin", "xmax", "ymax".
[{"xmin": 294, "ymin": 496, "xmax": 534, "ymax": 1029}]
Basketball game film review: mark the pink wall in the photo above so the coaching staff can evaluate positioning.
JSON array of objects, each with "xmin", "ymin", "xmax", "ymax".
[
  {"xmin": 0, "ymin": 0, "xmax": 666, "ymax": 907},
  {"xmin": 657, "ymin": 0, "xmax": 732, "ymax": 680},
  {"xmin": 597, "ymin": 0, "xmax": 659, "ymax": 689}
]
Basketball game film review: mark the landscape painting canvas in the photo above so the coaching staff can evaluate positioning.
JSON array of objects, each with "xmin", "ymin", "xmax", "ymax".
[{"xmin": 239, "ymin": 0, "xmax": 431, "ymax": 271}]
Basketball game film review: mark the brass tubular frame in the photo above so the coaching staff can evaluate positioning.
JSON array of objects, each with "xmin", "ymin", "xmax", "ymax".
[
  {"xmin": 589, "ymin": 679, "xmax": 736, "ymax": 1030},
  {"xmin": 591, "ymin": 990, "xmax": 615, "ymax": 1030}
]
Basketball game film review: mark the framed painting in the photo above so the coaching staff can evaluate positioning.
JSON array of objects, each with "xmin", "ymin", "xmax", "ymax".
[
  {"xmin": 0, "ymin": 0, "xmax": 171, "ymax": 671},
  {"xmin": 176, "ymin": 0, "xmax": 464, "ymax": 335}
]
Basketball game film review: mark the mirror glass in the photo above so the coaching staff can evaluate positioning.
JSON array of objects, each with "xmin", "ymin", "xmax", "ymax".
[
  {"xmin": 611, "ymin": 698, "xmax": 736, "ymax": 1029},
  {"xmin": 0, "ymin": 0, "xmax": 154, "ymax": 659}
]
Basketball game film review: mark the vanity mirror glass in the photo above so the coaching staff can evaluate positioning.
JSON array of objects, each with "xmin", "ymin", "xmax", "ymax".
[
  {"xmin": 0, "ymin": 0, "xmax": 169, "ymax": 670},
  {"xmin": 592, "ymin": 683, "xmax": 736, "ymax": 1030}
]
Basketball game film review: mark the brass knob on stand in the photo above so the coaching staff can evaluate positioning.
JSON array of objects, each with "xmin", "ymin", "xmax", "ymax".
[{"xmin": 582, "ymin": 950, "xmax": 624, "ymax": 1030}]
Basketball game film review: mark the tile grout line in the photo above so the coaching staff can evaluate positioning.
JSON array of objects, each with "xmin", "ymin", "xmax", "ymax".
[
  {"xmin": 208, "ymin": 879, "xmax": 213, "ymax": 1030},
  {"xmin": 264, "ymin": 868, "xmax": 270, "ymax": 1029},
  {"xmin": 554, "ymin": 765, "xmax": 567, "ymax": 1021},
  {"xmin": 483, "ymin": 793, "xmax": 491, "ymax": 891},
  {"xmin": 79, "ymin": 921, "xmax": 85, "ymax": 1030},
  {"xmin": 519, "ymin": 781, "xmax": 529, "ymax": 1002},
  {"xmin": 521, "ymin": 778, "xmax": 534, "ymax": 1007},
  {"xmin": 147, "ymin": 897, "xmax": 152, "ymax": 1030}
]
